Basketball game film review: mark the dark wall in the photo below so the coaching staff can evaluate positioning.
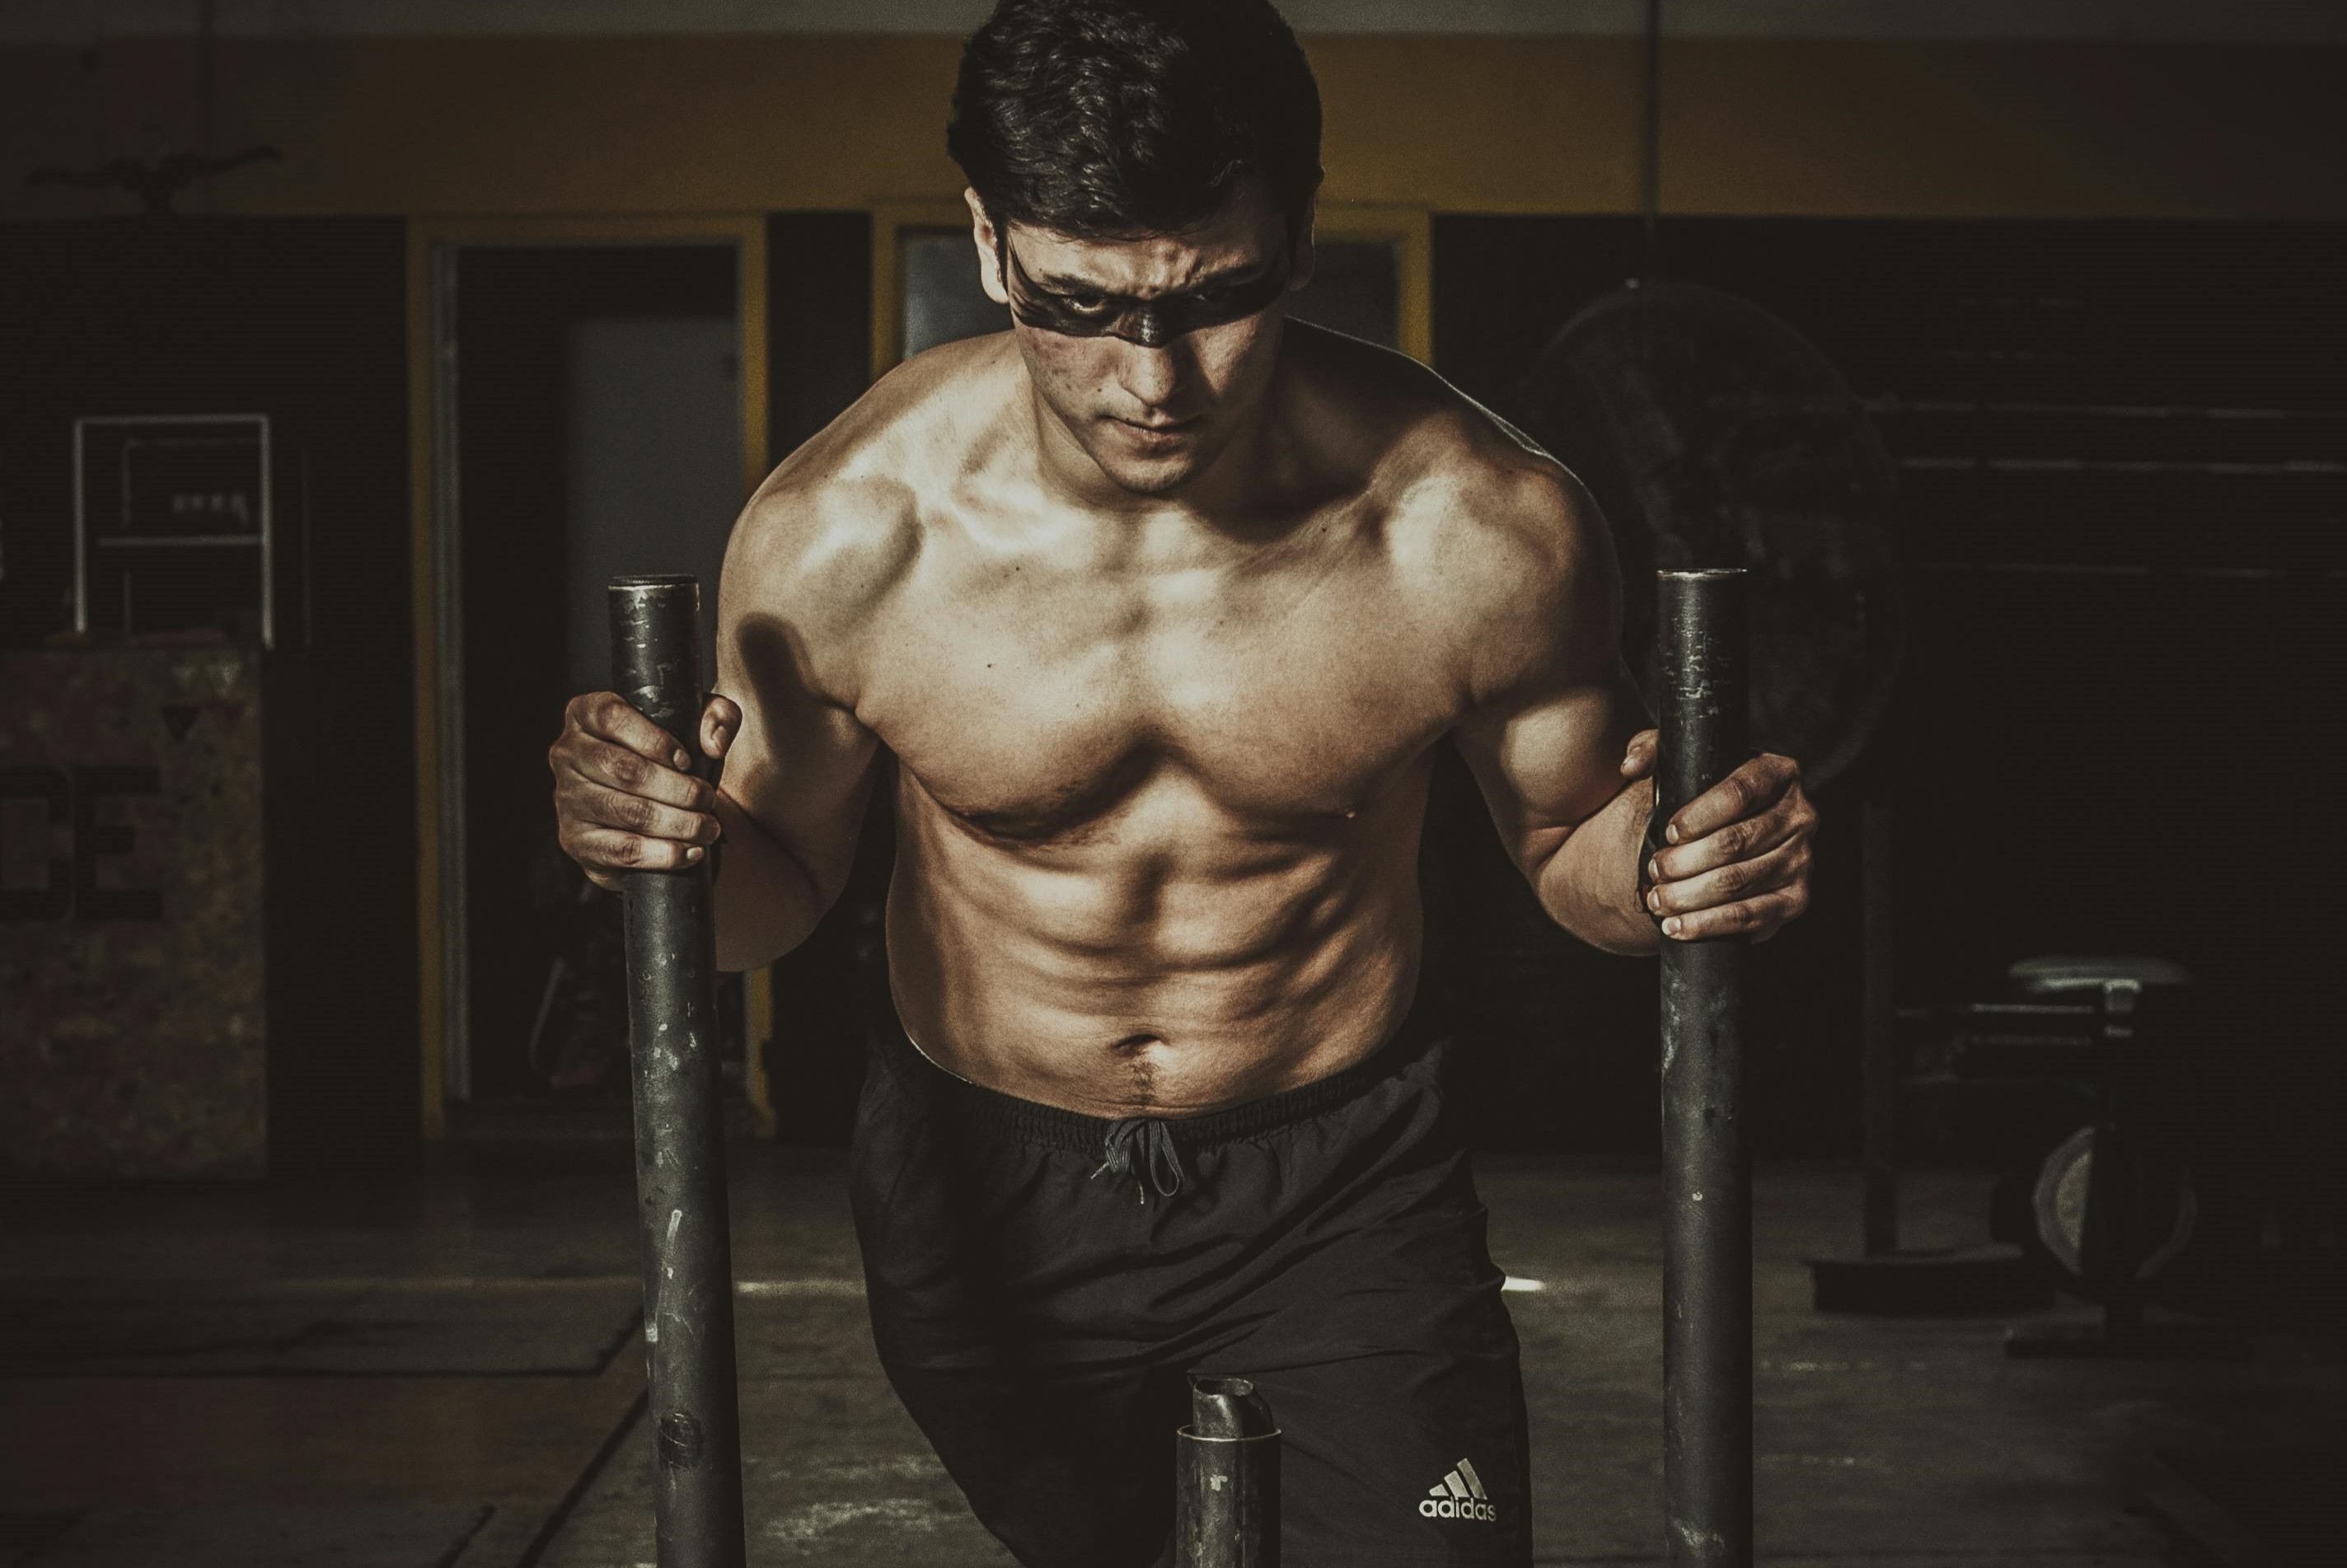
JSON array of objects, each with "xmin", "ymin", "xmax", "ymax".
[
  {"xmin": 452, "ymin": 244, "xmax": 736, "ymax": 1102},
  {"xmin": 1432, "ymin": 216, "xmax": 2347, "ymax": 1154},
  {"xmin": 0, "ymin": 217, "xmax": 417, "ymax": 1173},
  {"xmin": 768, "ymin": 213, "xmax": 877, "ymax": 461},
  {"xmin": 761, "ymin": 213, "xmax": 887, "ymax": 1146}
]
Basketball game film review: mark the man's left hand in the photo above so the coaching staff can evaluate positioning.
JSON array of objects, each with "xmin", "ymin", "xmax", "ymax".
[{"xmin": 1618, "ymin": 731, "xmax": 1816, "ymax": 943}]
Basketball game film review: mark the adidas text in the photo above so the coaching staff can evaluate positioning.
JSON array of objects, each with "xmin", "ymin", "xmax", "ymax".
[{"xmin": 1419, "ymin": 1496, "xmax": 1499, "ymax": 1522}]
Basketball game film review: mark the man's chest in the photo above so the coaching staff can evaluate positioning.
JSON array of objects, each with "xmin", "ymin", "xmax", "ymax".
[{"xmin": 854, "ymin": 547, "xmax": 1463, "ymax": 837}]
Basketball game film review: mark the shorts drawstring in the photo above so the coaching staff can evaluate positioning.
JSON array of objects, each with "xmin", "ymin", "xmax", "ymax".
[{"xmin": 1090, "ymin": 1116, "xmax": 1187, "ymax": 1205}]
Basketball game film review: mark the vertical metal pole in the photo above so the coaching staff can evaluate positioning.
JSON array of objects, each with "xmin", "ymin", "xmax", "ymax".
[
  {"xmin": 432, "ymin": 241, "xmax": 475, "ymax": 1105},
  {"xmin": 1639, "ymin": 0, "xmax": 1662, "ymax": 279},
  {"xmin": 1656, "ymin": 569, "xmax": 1751, "ymax": 1568},
  {"xmin": 1177, "ymin": 1375, "xmax": 1281, "ymax": 1568},
  {"xmin": 72, "ymin": 419, "xmax": 88, "ymax": 636},
  {"xmin": 257, "ymin": 415, "xmax": 275, "ymax": 651},
  {"xmin": 609, "ymin": 573, "xmax": 747, "ymax": 1568},
  {"xmin": 1860, "ymin": 793, "xmax": 1898, "ymax": 1257},
  {"xmin": 2086, "ymin": 979, "xmax": 2145, "ymax": 1345}
]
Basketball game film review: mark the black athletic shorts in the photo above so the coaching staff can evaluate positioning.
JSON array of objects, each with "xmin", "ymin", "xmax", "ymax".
[{"xmin": 848, "ymin": 990, "xmax": 1533, "ymax": 1568}]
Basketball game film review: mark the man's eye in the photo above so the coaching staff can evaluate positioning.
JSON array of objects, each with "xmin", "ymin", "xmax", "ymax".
[{"xmin": 1061, "ymin": 293, "xmax": 1114, "ymax": 316}]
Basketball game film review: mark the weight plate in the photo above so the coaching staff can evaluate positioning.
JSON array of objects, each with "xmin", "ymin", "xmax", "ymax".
[
  {"xmin": 1523, "ymin": 280, "xmax": 1905, "ymax": 789},
  {"xmin": 2031, "ymin": 1126, "xmax": 2199, "ymax": 1285}
]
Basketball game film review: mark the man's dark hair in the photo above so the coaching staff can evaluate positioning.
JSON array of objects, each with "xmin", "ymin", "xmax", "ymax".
[{"xmin": 947, "ymin": 0, "xmax": 1323, "ymax": 242}]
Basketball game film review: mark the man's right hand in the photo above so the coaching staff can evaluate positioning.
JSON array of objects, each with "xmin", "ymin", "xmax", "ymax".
[{"xmin": 550, "ymin": 692, "xmax": 742, "ymax": 892}]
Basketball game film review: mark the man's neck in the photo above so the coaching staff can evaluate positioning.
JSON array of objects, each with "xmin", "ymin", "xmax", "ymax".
[{"xmin": 1022, "ymin": 363, "xmax": 1296, "ymax": 537}]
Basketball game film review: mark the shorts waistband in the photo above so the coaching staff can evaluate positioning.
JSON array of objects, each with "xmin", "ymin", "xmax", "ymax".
[{"xmin": 873, "ymin": 986, "xmax": 1447, "ymax": 1155}]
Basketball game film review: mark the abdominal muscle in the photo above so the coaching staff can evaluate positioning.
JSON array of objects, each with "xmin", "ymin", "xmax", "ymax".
[{"xmin": 883, "ymin": 791, "xmax": 1428, "ymax": 1120}]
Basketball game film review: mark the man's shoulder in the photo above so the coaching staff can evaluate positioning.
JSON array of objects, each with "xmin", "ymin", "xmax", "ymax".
[
  {"xmin": 1365, "ymin": 372, "xmax": 1607, "ymax": 607},
  {"xmin": 1283, "ymin": 324, "xmax": 1596, "ymax": 559},
  {"xmin": 728, "ymin": 461, "xmax": 916, "ymax": 635},
  {"xmin": 1323, "ymin": 352, "xmax": 1618, "ymax": 698},
  {"xmin": 730, "ymin": 335, "xmax": 1020, "ymax": 622}
]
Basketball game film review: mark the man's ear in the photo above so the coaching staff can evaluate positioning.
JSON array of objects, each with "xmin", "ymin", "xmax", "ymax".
[
  {"xmin": 967, "ymin": 189, "xmax": 1012, "ymax": 307},
  {"xmin": 1286, "ymin": 195, "xmax": 1318, "ymax": 293}
]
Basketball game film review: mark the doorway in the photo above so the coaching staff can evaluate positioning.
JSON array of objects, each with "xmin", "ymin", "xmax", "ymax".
[{"xmin": 415, "ymin": 223, "xmax": 770, "ymax": 1121}]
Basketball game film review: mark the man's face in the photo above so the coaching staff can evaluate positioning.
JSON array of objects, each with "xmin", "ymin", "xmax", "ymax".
[{"xmin": 970, "ymin": 179, "xmax": 1314, "ymax": 498}]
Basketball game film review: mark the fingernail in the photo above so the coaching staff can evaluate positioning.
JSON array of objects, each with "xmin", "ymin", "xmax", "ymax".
[
  {"xmin": 1662, "ymin": 916, "xmax": 1683, "ymax": 937},
  {"xmin": 1665, "ymin": 824, "xmax": 1681, "ymax": 845},
  {"xmin": 673, "ymin": 749, "xmax": 691, "ymax": 769},
  {"xmin": 1646, "ymin": 890, "xmax": 1662, "ymax": 912},
  {"xmin": 686, "ymin": 846, "xmax": 704, "ymax": 862},
  {"xmin": 1647, "ymin": 858, "xmax": 1661, "ymax": 882}
]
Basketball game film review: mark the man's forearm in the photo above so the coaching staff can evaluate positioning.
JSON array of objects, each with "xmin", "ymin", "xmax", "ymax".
[
  {"xmin": 1532, "ymin": 776, "xmax": 1661, "ymax": 957},
  {"xmin": 710, "ymin": 790, "xmax": 838, "ymax": 971}
]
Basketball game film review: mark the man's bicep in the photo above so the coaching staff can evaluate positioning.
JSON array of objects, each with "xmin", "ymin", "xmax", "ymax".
[
  {"xmin": 1444, "ymin": 457, "xmax": 1651, "ymax": 880},
  {"xmin": 1453, "ymin": 658, "xmax": 1650, "ymax": 879},
  {"xmin": 711, "ymin": 548, "xmax": 883, "ymax": 905}
]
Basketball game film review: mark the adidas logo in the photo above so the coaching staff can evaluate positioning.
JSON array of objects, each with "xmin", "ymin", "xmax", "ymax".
[{"xmin": 1420, "ymin": 1458, "xmax": 1497, "ymax": 1522}]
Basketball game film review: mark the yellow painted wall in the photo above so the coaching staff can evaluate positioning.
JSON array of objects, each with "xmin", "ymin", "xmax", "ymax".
[{"xmin": 5, "ymin": 34, "xmax": 2344, "ymax": 221}]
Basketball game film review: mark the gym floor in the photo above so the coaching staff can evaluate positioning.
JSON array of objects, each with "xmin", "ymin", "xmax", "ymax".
[{"xmin": 2, "ymin": 1144, "xmax": 2335, "ymax": 1567}]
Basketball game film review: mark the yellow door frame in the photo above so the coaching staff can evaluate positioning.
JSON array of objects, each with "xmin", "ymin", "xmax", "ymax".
[
  {"xmin": 405, "ymin": 213, "xmax": 775, "ymax": 1140},
  {"xmin": 869, "ymin": 199, "xmax": 1434, "ymax": 373}
]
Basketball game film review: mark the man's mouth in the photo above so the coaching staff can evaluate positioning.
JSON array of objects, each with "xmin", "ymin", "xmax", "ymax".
[{"xmin": 1109, "ymin": 413, "xmax": 1200, "ymax": 439}]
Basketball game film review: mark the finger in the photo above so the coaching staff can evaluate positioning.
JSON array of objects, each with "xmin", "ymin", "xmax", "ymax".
[
  {"xmin": 702, "ymin": 694, "xmax": 743, "ymax": 760},
  {"xmin": 1651, "ymin": 788, "xmax": 1814, "ymax": 882},
  {"xmin": 1659, "ymin": 883, "xmax": 1806, "ymax": 943},
  {"xmin": 1647, "ymin": 835, "xmax": 1808, "ymax": 920},
  {"xmin": 580, "ymin": 691, "xmax": 696, "ymax": 771},
  {"xmin": 1661, "ymin": 754, "xmax": 1800, "ymax": 845},
  {"xmin": 1619, "ymin": 728, "xmax": 1658, "ymax": 775},
  {"xmin": 569, "ymin": 779, "xmax": 721, "ymax": 845},
  {"xmin": 568, "ymin": 826, "xmax": 707, "ymax": 874},
  {"xmin": 563, "ymin": 736, "xmax": 714, "ymax": 813}
]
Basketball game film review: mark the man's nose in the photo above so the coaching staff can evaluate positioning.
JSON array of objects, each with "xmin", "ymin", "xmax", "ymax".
[{"xmin": 1113, "ymin": 337, "xmax": 1191, "ymax": 410}]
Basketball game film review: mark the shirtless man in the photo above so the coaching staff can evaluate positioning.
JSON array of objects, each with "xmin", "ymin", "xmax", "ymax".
[{"xmin": 549, "ymin": 2, "xmax": 1815, "ymax": 1563}]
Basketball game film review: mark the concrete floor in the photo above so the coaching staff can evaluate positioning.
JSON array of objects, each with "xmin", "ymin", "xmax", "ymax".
[{"xmin": 2, "ymin": 1142, "xmax": 2336, "ymax": 1566}]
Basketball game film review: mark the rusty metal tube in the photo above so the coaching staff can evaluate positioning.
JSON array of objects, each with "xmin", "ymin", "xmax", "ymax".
[
  {"xmin": 1177, "ymin": 1374, "xmax": 1281, "ymax": 1568},
  {"xmin": 1656, "ymin": 568, "xmax": 1753, "ymax": 1568},
  {"xmin": 609, "ymin": 573, "xmax": 746, "ymax": 1568}
]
